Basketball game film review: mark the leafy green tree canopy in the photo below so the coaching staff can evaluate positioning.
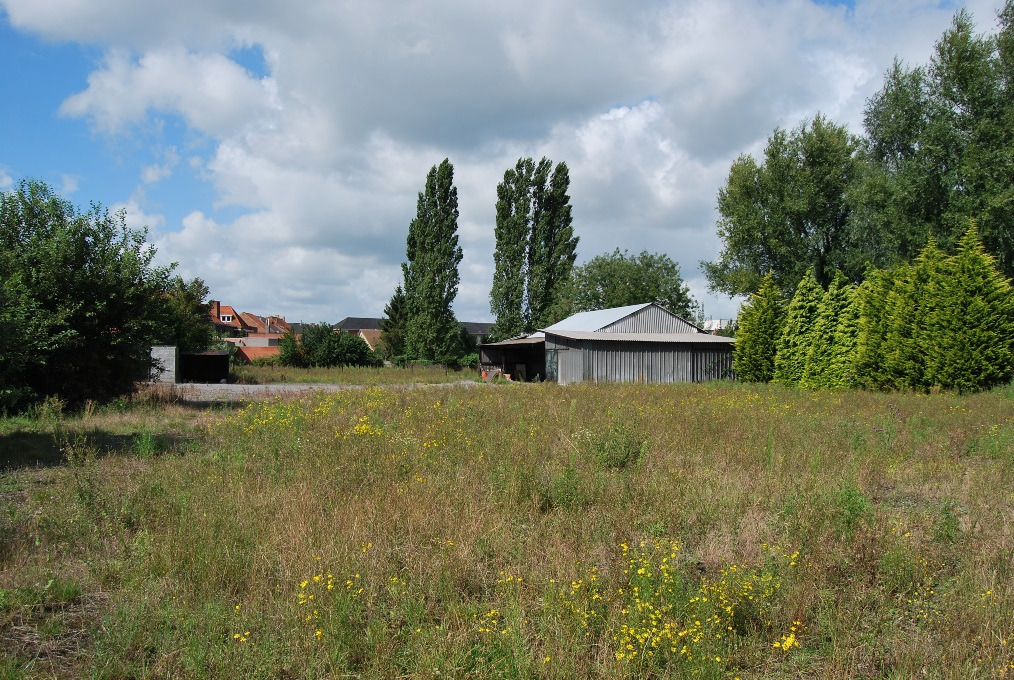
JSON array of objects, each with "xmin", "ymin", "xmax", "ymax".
[
  {"xmin": 280, "ymin": 323, "xmax": 378, "ymax": 368},
  {"xmin": 704, "ymin": 115, "xmax": 865, "ymax": 297},
  {"xmin": 0, "ymin": 179, "xmax": 173, "ymax": 409},
  {"xmin": 554, "ymin": 249, "xmax": 700, "ymax": 321},
  {"xmin": 157, "ymin": 276, "xmax": 215, "ymax": 352}
]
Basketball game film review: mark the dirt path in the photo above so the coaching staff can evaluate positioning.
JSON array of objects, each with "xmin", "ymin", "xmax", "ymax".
[{"xmin": 169, "ymin": 380, "xmax": 484, "ymax": 403}]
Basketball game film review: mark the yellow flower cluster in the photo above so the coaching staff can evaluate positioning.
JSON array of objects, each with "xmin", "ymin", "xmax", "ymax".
[
  {"xmin": 350, "ymin": 414, "xmax": 383, "ymax": 437},
  {"xmin": 608, "ymin": 541, "xmax": 800, "ymax": 669},
  {"xmin": 774, "ymin": 621, "xmax": 802, "ymax": 651}
]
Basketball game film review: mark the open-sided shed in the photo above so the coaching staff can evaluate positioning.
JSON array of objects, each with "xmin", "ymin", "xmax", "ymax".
[
  {"xmin": 480, "ymin": 303, "xmax": 734, "ymax": 384},
  {"xmin": 479, "ymin": 335, "xmax": 546, "ymax": 381}
]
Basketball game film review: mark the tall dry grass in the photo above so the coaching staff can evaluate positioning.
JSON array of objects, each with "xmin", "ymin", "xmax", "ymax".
[
  {"xmin": 230, "ymin": 363, "xmax": 474, "ymax": 386},
  {"xmin": 1, "ymin": 381, "xmax": 1012, "ymax": 678}
]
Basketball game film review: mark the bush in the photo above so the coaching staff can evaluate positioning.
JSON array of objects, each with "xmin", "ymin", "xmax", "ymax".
[
  {"xmin": 0, "ymin": 180, "xmax": 173, "ymax": 410},
  {"xmin": 280, "ymin": 323, "xmax": 380, "ymax": 368}
]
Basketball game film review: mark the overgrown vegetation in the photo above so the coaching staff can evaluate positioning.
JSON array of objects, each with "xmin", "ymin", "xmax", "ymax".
[{"xmin": 2, "ymin": 381, "xmax": 1013, "ymax": 677}]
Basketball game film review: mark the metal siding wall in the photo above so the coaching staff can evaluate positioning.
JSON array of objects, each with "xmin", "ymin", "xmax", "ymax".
[
  {"xmin": 601, "ymin": 305, "xmax": 700, "ymax": 333},
  {"xmin": 690, "ymin": 345, "xmax": 735, "ymax": 381},
  {"xmin": 578, "ymin": 342, "xmax": 730, "ymax": 383},
  {"xmin": 558, "ymin": 349, "xmax": 582, "ymax": 384}
]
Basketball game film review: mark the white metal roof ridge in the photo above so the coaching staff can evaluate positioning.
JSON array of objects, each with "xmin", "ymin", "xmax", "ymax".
[
  {"xmin": 543, "ymin": 330, "xmax": 735, "ymax": 343},
  {"xmin": 541, "ymin": 303, "xmax": 653, "ymax": 332}
]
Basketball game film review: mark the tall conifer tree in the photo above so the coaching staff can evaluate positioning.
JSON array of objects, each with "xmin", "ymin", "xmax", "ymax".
[
  {"xmin": 934, "ymin": 223, "xmax": 1014, "ymax": 391},
  {"xmin": 773, "ymin": 269, "xmax": 824, "ymax": 386},
  {"xmin": 733, "ymin": 273, "xmax": 784, "ymax": 382},
  {"xmin": 379, "ymin": 285, "xmax": 407, "ymax": 360},
  {"xmin": 882, "ymin": 240, "xmax": 947, "ymax": 389},
  {"xmin": 799, "ymin": 271, "xmax": 855, "ymax": 389},
  {"xmin": 853, "ymin": 268, "xmax": 895, "ymax": 390},
  {"xmin": 802, "ymin": 272, "xmax": 855, "ymax": 389},
  {"xmin": 402, "ymin": 159, "xmax": 463, "ymax": 362},
  {"xmin": 825, "ymin": 283, "xmax": 862, "ymax": 390}
]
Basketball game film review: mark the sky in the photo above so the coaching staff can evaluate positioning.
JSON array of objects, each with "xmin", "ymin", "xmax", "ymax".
[{"xmin": 0, "ymin": 0, "xmax": 1006, "ymax": 325}]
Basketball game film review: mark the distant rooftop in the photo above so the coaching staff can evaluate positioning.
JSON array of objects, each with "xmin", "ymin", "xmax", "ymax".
[{"xmin": 334, "ymin": 317, "xmax": 383, "ymax": 331}]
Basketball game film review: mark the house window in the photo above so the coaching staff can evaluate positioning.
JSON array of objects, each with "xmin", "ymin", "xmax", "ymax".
[{"xmin": 220, "ymin": 315, "xmax": 233, "ymax": 322}]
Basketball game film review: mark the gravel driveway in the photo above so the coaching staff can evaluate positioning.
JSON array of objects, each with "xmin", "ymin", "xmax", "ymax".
[{"xmin": 170, "ymin": 380, "xmax": 484, "ymax": 403}]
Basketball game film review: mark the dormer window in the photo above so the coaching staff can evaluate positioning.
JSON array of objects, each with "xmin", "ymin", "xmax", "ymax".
[{"xmin": 220, "ymin": 315, "xmax": 233, "ymax": 322}]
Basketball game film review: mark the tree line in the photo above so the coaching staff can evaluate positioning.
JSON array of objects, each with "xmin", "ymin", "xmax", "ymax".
[
  {"xmin": 706, "ymin": 3, "xmax": 1014, "ymax": 299},
  {"xmin": 734, "ymin": 224, "xmax": 1013, "ymax": 393},
  {"xmin": 381, "ymin": 157, "xmax": 702, "ymax": 363}
]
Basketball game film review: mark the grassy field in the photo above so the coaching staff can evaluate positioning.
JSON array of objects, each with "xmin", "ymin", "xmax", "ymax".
[
  {"xmin": 1, "ymin": 380, "xmax": 1013, "ymax": 678},
  {"xmin": 230, "ymin": 363, "xmax": 475, "ymax": 386}
]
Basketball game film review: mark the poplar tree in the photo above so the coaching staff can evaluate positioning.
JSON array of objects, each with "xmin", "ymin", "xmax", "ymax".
[
  {"xmin": 490, "ymin": 157, "xmax": 578, "ymax": 338},
  {"xmin": 402, "ymin": 159, "xmax": 463, "ymax": 362},
  {"xmin": 773, "ymin": 269, "xmax": 824, "ymax": 386},
  {"xmin": 733, "ymin": 273, "xmax": 784, "ymax": 382}
]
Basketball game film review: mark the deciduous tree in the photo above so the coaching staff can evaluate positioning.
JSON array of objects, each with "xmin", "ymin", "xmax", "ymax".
[
  {"xmin": 704, "ymin": 115, "xmax": 866, "ymax": 297},
  {"xmin": 158, "ymin": 276, "xmax": 214, "ymax": 352},
  {"xmin": 490, "ymin": 157, "xmax": 578, "ymax": 338},
  {"xmin": 402, "ymin": 159, "xmax": 463, "ymax": 362},
  {"xmin": 0, "ymin": 179, "xmax": 172, "ymax": 408},
  {"xmin": 554, "ymin": 249, "xmax": 699, "ymax": 321}
]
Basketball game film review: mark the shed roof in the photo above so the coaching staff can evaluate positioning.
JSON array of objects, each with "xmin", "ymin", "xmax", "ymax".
[
  {"xmin": 544, "ymin": 330, "xmax": 734, "ymax": 344},
  {"xmin": 542, "ymin": 303, "xmax": 651, "ymax": 333},
  {"xmin": 482, "ymin": 336, "xmax": 546, "ymax": 347}
]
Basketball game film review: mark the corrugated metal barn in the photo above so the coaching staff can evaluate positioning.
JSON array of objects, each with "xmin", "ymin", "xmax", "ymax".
[
  {"xmin": 479, "ymin": 303, "xmax": 735, "ymax": 384},
  {"xmin": 542, "ymin": 303, "xmax": 734, "ymax": 384}
]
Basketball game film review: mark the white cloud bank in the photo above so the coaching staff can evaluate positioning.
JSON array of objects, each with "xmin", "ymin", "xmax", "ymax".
[{"xmin": 3, "ymin": 0, "xmax": 1007, "ymax": 321}]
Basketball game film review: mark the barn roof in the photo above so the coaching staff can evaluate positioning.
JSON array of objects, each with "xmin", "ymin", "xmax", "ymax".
[
  {"xmin": 542, "ymin": 303, "xmax": 651, "ymax": 333},
  {"xmin": 544, "ymin": 330, "xmax": 734, "ymax": 344}
]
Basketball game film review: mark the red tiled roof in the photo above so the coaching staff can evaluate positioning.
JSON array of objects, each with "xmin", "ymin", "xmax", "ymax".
[
  {"xmin": 209, "ymin": 304, "xmax": 245, "ymax": 329},
  {"xmin": 238, "ymin": 312, "xmax": 266, "ymax": 333},
  {"xmin": 357, "ymin": 329, "xmax": 382, "ymax": 350},
  {"xmin": 235, "ymin": 346, "xmax": 281, "ymax": 363}
]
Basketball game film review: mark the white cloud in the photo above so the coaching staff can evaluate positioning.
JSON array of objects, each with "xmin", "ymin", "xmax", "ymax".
[
  {"xmin": 4, "ymin": 0, "xmax": 1004, "ymax": 322},
  {"xmin": 141, "ymin": 146, "xmax": 179, "ymax": 184},
  {"xmin": 0, "ymin": 168, "xmax": 13, "ymax": 189},
  {"xmin": 60, "ymin": 175, "xmax": 79, "ymax": 194},
  {"xmin": 112, "ymin": 196, "xmax": 165, "ymax": 232},
  {"xmin": 59, "ymin": 48, "xmax": 277, "ymax": 137}
]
